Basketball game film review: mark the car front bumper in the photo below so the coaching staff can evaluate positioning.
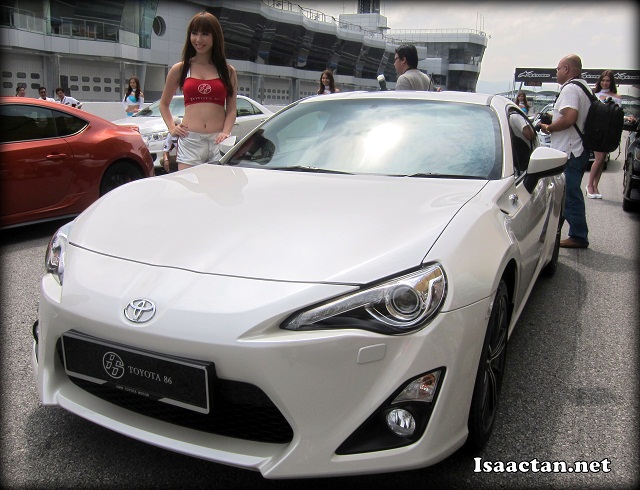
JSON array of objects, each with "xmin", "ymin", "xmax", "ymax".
[{"xmin": 34, "ymin": 247, "xmax": 492, "ymax": 478}]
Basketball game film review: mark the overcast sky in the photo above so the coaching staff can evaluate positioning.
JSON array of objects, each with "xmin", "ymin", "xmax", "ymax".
[{"xmin": 304, "ymin": 1, "xmax": 639, "ymax": 93}]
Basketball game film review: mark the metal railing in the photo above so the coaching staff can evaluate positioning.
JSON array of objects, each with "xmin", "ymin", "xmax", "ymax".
[
  {"xmin": 55, "ymin": 16, "xmax": 120, "ymax": 42},
  {"xmin": 0, "ymin": 6, "xmax": 45, "ymax": 33},
  {"xmin": 262, "ymin": 1, "xmax": 488, "ymax": 45},
  {"xmin": 389, "ymin": 28, "xmax": 488, "ymax": 37},
  {"xmin": 0, "ymin": 5, "xmax": 131, "ymax": 45},
  {"xmin": 264, "ymin": 0, "xmax": 387, "ymax": 41},
  {"xmin": 1, "ymin": 3, "xmax": 489, "ymax": 52}
]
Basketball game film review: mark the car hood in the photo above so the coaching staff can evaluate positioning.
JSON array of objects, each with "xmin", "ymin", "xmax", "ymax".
[{"xmin": 71, "ymin": 165, "xmax": 486, "ymax": 284}]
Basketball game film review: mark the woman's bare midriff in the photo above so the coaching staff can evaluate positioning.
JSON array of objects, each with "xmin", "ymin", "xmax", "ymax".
[{"xmin": 182, "ymin": 103, "xmax": 226, "ymax": 133}]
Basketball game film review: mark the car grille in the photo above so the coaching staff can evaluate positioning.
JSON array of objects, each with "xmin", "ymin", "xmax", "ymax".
[{"xmin": 56, "ymin": 341, "xmax": 293, "ymax": 444}]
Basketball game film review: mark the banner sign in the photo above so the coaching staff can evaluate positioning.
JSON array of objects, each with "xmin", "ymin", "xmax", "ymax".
[{"xmin": 514, "ymin": 68, "xmax": 640, "ymax": 85}]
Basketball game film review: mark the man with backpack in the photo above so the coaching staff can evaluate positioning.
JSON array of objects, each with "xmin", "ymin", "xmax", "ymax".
[{"xmin": 539, "ymin": 54, "xmax": 592, "ymax": 249}]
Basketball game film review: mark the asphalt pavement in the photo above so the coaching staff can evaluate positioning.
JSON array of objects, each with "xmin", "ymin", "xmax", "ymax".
[{"xmin": 1, "ymin": 140, "xmax": 638, "ymax": 489}]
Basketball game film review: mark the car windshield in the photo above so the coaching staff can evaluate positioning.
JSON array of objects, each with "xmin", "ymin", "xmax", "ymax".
[
  {"xmin": 224, "ymin": 98, "xmax": 502, "ymax": 179},
  {"xmin": 135, "ymin": 98, "xmax": 184, "ymax": 117}
]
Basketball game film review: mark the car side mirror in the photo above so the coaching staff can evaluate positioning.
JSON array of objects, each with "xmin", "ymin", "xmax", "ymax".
[
  {"xmin": 523, "ymin": 147, "xmax": 567, "ymax": 193},
  {"xmin": 218, "ymin": 135, "xmax": 237, "ymax": 155}
]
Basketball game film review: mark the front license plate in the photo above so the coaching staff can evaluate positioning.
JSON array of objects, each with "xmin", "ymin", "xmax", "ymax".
[{"xmin": 61, "ymin": 331, "xmax": 210, "ymax": 414}]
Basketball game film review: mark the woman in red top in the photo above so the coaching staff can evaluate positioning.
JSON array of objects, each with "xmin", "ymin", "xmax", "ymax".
[{"xmin": 160, "ymin": 11, "xmax": 237, "ymax": 171}]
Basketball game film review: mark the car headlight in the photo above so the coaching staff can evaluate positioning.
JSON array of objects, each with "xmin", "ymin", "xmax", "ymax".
[
  {"xmin": 143, "ymin": 130, "xmax": 169, "ymax": 145},
  {"xmin": 282, "ymin": 264, "xmax": 446, "ymax": 335},
  {"xmin": 45, "ymin": 221, "xmax": 73, "ymax": 285}
]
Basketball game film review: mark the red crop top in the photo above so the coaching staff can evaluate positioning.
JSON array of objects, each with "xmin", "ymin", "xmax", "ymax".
[{"xmin": 183, "ymin": 73, "xmax": 227, "ymax": 107}]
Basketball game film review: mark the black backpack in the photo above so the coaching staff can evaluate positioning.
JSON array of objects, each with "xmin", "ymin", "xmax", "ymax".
[{"xmin": 569, "ymin": 80, "xmax": 624, "ymax": 153}]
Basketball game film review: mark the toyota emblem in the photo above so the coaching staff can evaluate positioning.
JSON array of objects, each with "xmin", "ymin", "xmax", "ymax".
[{"xmin": 124, "ymin": 299, "xmax": 156, "ymax": 323}]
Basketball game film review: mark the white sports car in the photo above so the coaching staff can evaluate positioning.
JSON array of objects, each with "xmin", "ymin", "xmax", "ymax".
[
  {"xmin": 34, "ymin": 91, "xmax": 567, "ymax": 478},
  {"xmin": 112, "ymin": 95, "xmax": 274, "ymax": 172}
]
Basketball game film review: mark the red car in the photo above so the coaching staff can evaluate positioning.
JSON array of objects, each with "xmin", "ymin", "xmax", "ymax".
[{"xmin": 0, "ymin": 97, "xmax": 154, "ymax": 228}]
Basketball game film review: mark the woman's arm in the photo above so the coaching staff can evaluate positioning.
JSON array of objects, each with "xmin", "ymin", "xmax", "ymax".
[
  {"xmin": 217, "ymin": 65, "xmax": 238, "ymax": 144},
  {"xmin": 160, "ymin": 63, "xmax": 187, "ymax": 137}
]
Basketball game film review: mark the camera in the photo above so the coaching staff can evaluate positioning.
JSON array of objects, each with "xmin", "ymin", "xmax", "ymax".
[{"xmin": 539, "ymin": 112, "xmax": 552, "ymax": 125}]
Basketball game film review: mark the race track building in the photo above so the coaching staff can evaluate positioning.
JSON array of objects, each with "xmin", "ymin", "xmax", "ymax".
[{"xmin": 1, "ymin": 0, "xmax": 489, "ymax": 104}]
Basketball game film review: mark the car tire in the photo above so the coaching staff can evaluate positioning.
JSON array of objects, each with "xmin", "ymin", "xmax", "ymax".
[
  {"xmin": 100, "ymin": 161, "xmax": 144, "ymax": 196},
  {"xmin": 466, "ymin": 280, "xmax": 509, "ymax": 450},
  {"xmin": 541, "ymin": 217, "xmax": 562, "ymax": 277},
  {"xmin": 622, "ymin": 164, "xmax": 632, "ymax": 211}
]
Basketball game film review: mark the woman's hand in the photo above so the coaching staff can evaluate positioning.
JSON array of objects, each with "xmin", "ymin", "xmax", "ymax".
[
  {"xmin": 215, "ymin": 132, "xmax": 231, "ymax": 144},
  {"xmin": 171, "ymin": 122, "xmax": 189, "ymax": 138}
]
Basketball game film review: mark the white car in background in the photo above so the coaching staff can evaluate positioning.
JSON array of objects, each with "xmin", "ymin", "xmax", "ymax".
[{"xmin": 113, "ymin": 95, "xmax": 273, "ymax": 172}]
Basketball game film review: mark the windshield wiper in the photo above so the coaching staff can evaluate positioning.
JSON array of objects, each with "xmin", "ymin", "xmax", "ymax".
[
  {"xmin": 269, "ymin": 166, "xmax": 353, "ymax": 175},
  {"xmin": 401, "ymin": 173, "xmax": 480, "ymax": 179}
]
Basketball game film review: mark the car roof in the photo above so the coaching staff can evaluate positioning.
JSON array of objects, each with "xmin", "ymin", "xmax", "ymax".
[
  {"xmin": 295, "ymin": 90, "xmax": 498, "ymax": 106},
  {"xmin": 1, "ymin": 96, "xmax": 66, "ymax": 106}
]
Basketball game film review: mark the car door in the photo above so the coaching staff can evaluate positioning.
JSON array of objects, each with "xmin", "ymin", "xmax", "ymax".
[
  {"xmin": 505, "ymin": 109, "xmax": 555, "ymax": 303},
  {"xmin": 0, "ymin": 103, "xmax": 76, "ymax": 221},
  {"xmin": 233, "ymin": 98, "xmax": 270, "ymax": 140}
]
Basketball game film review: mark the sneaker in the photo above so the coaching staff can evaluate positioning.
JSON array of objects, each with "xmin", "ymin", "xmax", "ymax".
[{"xmin": 560, "ymin": 238, "xmax": 588, "ymax": 249}]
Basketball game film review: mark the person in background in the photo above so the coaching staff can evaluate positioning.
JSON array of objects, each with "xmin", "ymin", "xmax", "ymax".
[
  {"xmin": 586, "ymin": 70, "xmax": 622, "ymax": 199},
  {"xmin": 123, "ymin": 76, "xmax": 144, "ymax": 116},
  {"xmin": 509, "ymin": 111, "xmax": 536, "ymax": 173},
  {"xmin": 159, "ymin": 11, "xmax": 237, "ymax": 171},
  {"xmin": 317, "ymin": 69, "xmax": 340, "ymax": 95},
  {"xmin": 514, "ymin": 91, "xmax": 531, "ymax": 115},
  {"xmin": 55, "ymin": 87, "xmax": 82, "ymax": 108},
  {"xmin": 539, "ymin": 54, "xmax": 591, "ymax": 249},
  {"xmin": 37, "ymin": 86, "xmax": 56, "ymax": 102},
  {"xmin": 15, "ymin": 85, "xmax": 26, "ymax": 97},
  {"xmin": 509, "ymin": 112, "xmax": 536, "ymax": 142},
  {"xmin": 162, "ymin": 117, "xmax": 181, "ymax": 174},
  {"xmin": 394, "ymin": 44, "xmax": 433, "ymax": 91}
]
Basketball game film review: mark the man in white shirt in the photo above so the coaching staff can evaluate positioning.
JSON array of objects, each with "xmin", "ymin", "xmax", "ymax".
[
  {"xmin": 539, "ymin": 54, "xmax": 591, "ymax": 249},
  {"xmin": 37, "ymin": 86, "xmax": 56, "ymax": 102},
  {"xmin": 55, "ymin": 87, "xmax": 82, "ymax": 108},
  {"xmin": 394, "ymin": 44, "xmax": 434, "ymax": 91}
]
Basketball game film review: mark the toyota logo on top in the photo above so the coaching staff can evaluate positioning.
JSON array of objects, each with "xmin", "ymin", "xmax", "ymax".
[
  {"xmin": 124, "ymin": 299, "xmax": 156, "ymax": 323},
  {"xmin": 198, "ymin": 83, "xmax": 211, "ymax": 94}
]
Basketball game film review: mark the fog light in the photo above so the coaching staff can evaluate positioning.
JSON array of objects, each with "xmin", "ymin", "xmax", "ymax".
[{"xmin": 386, "ymin": 408, "xmax": 416, "ymax": 437}]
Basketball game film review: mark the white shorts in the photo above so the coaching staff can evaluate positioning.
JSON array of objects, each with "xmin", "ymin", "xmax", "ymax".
[{"xmin": 176, "ymin": 132, "xmax": 221, "ymax": 166}]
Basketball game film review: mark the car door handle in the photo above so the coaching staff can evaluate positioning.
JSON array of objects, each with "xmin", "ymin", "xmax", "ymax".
[{"xmin": 46, "ymin": 153, "xmax": 67, "ymax": 160}]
